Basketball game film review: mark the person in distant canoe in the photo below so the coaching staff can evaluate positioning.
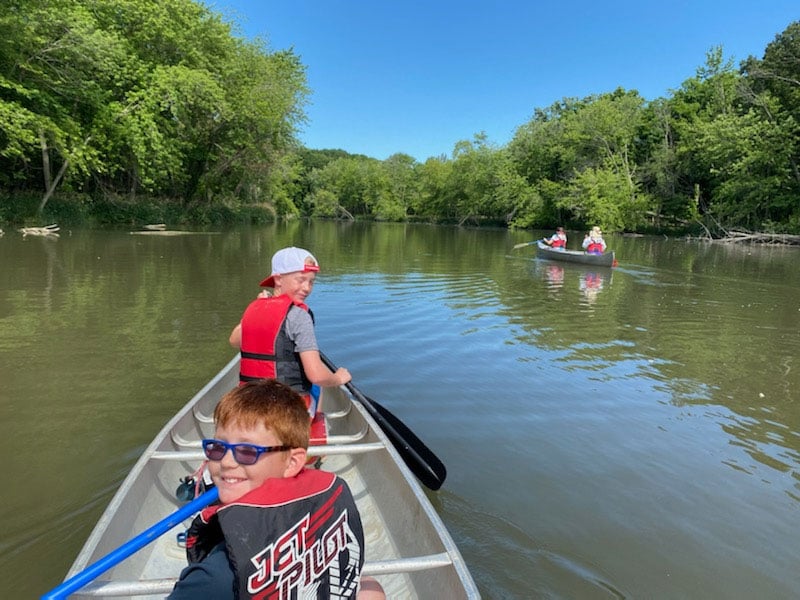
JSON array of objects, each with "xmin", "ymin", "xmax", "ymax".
[
  {"xmin": 582, "ymin": 226, "xmax": 607, "ymax": 255},
  {"xmin": 228, "ymin": 246, "xmax": 351, "ymax": 417},
  {"xmin": 168, "ymin": 379, "xmax": 385, "ymax": 600},
  {"xmin": 542, "ymin": 226, "xmax": 567, "ymax": 250}
]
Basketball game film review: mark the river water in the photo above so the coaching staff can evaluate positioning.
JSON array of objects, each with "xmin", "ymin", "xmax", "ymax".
[{"xmin": 1, "ymin": 221, "xmax": 799, "ymax": 599}]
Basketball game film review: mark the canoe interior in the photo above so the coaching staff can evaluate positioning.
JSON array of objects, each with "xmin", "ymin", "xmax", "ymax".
[
  {"xmin": 535, "ymin": 241, "xmax": 615, "ymax": 267},
  {"xmin": 66, "ymin": 356, "xmax": 478, "ymax": 599}
]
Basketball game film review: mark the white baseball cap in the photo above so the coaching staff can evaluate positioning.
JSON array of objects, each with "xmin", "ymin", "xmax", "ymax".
[{"xmin": 259, "ymin": 247, "xmax": 320, "ymax": 287}]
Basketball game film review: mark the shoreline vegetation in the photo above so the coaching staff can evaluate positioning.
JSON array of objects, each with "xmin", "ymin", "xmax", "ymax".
[
  {"xmin": 1, "ymin": 2, "xmax": 799, "ymax": 245},
  {"xmin": 9, "ymin": 216, "xmax": 800, "ymax": 247}
]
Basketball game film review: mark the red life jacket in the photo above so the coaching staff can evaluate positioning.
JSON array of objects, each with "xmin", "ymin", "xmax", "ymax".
[
  {"xmin": 551, "ymin": 233, "xmax": 567, "ymax": 249},
  {"xmin": 586, "ymin": 239, "xmax": 604, "ymax": 254},
  {"xmin": 185, "ymin": 469, "xmax": 364, "ymax": 599},
  {"xmin": 239, "ymin": 295, "xmax": 313, "ymax": 393}
]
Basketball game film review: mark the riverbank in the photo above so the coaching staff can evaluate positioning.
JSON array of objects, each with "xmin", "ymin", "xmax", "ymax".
[
  {"xmin": 0, "ymin": 191, "xmax": 278, "ymax": 228},
  {"xmin": 3, "ymin": 191, "xmax": 799, "ymax": 245}
]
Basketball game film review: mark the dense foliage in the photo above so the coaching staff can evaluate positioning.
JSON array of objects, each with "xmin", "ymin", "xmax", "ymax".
[
  {"xmin": 1, "ymin": 2, "xmax": 798, "ymax": 235},
  {"xmin": 0, "ymin": 0, "xmax": 309, "ymax": 223}
]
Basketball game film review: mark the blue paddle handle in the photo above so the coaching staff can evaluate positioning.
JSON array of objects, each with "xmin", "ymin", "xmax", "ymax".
[{"xmin": 42, "ymin": 488, "xmax": 219, "ymax": 600}]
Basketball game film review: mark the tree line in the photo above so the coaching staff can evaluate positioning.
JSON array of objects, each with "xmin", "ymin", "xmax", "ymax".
[{"xmin": 1, "ymin": 1, "xmax": 798, "ymax": 236}]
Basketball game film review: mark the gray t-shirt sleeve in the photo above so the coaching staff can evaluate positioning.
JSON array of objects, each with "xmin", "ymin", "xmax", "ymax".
[{"xmin": 285, "ymin": 306, "xmax": 318, "ymax": 352}]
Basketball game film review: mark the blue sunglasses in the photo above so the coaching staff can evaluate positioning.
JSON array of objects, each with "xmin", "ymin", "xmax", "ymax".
[{"xmin": 201, "ymin": 439, "xmax": 292, "ymax": 465}]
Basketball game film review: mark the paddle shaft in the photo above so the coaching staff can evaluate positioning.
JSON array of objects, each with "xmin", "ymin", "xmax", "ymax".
[
  {"xmin": 320, "ymin": 352, "xmax": 446, "ymax": 490},
  {"xmin": 42, "ymin": 488, "xmax": 220, "ymax": 600},
  {"xmin": 513, "ymin": 237, "xmax": 551, "ymax": 249}
]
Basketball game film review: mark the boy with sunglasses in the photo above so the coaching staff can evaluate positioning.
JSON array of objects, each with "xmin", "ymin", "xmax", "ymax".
[{"xmin": 169, "ymin": 380, "xmax": 384, "ymax": 599}]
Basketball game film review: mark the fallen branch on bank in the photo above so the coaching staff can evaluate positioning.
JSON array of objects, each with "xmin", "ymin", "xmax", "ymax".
[
  {"xmin": 716, "ymin": 230, "xmax": 800, "ymax": 246},
  {"xmin": 683, "ymin": 218, "xmax": 800, "ymax": 245},
  {"xmin": 20, "ymin": 224, "xmax": 60, "ymax": 238}
]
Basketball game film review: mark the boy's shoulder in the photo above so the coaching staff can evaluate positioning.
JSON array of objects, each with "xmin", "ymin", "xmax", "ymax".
[{"xmin": 223, "ymin": 469, "xmax": 349, "ymax": 509}]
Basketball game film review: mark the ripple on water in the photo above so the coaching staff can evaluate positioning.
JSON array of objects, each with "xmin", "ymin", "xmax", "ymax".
[{"xmin": 433, "ymin": 490, "xmax": 627, "ymax": 599}]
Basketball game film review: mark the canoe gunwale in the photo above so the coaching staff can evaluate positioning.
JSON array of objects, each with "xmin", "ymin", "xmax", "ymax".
[
  {"xmin": 66, "ymin": 355, "xmax": 242, "ymax": 581},
  {"xmin": 69, "ymin": 552, "xmax": 461, "ymax": 597}
]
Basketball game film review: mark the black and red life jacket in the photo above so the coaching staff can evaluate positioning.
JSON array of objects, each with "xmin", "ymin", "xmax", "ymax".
[{"xmin": 185, "ymin": 469, "xmax": 364, "ymax": 599}]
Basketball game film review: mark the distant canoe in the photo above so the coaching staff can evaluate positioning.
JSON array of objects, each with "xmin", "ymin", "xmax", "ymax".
[{"xmin": 535, "ymin": 241, "xmax": 616, "ymax": 267}]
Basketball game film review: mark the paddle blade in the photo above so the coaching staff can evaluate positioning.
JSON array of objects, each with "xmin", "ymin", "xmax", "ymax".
[{"xmin": 513, "ymin": 242, "xmax": 532, "ymax": 249}]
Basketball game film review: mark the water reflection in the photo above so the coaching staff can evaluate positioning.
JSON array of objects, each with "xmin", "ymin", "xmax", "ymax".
[
  {"xmin": 543, "ymin": 264, "xmax": 564, "ymax": 290},
  {"xmin": 533, "ymin": 259, "xmax": 613, "ymax": 305},
  {"xmin": 579, "ymin": 270, "xmax": 606, "ymax": 304}
]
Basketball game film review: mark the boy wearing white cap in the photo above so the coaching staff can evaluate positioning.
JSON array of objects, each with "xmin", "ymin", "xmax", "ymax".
[{"xmin": 229, "ymin": 247, "xmax": 351, "ymax": 405}]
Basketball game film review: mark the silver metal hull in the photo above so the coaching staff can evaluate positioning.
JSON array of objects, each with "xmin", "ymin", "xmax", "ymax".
[
  {"xmin": 536, "ymin": 241, "xmax": 616, "ymax": 267},
  {"xmin": 65, "ymin": 356, "xmax": 479, "ymax": 599}
]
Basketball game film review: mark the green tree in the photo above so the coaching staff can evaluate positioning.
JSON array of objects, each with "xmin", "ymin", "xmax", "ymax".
[
  {"xmin": 561, "ymin": 89, "xmax": 648, "ymax": 230},
  {"xmin": 635, "ymin": 98, "xmax": 696, "ymax": 227},
  {"xmin": 413, "ymin": 155, "xmax": 454, "ymax": 220},
  {"xmin": 741, "ymin": 22, "xmax": 800, "ymax": 128},
  {"xmin": 0, "ymin": 0, "xmax": 309, "ymax": 217},
  {"xmin": 671, "ymin": 44, "xmax": 800, "ymax": 232},
  {"xmin": 381, "ymin": 153, "xmax": 418, "ymax": 220},
  {"xmin": 446, "ymin": 133, "xmax": 511, "ymax": 225},
  {"xmin": 0, "ymin": 0, "xmax": 129, "ymax": 206},
  {"xmin": 306, "ymin": 156, "xmax": 390, "ymax": 219},
  {"xmin": 740, "ymin": 21, "xmax": 800, "ymax": 229},
  {"xmin": 507, "ymin": 98, "xmax": 582, "ymax": 185},
  {"xmin": 667, "ymin": 47, "xmax": 740, "ymax": 228},
  {"xmin": 689, "ymin": 109, "xmax": 796, "ymax": 229}
]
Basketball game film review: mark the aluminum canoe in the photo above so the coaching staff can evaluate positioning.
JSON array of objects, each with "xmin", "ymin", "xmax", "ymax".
[
  {"xmin": 62, "ymin": 355, "xmax": 480, "ymax": 599},
  {"xmin": 535, "ymin": 241, "xmax": 616, "ymax": 267}
]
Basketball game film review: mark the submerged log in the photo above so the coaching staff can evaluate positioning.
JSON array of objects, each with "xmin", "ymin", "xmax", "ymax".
[{"xmin": 686, "ymin": 225, "xmax": 800, "ymax": 246}]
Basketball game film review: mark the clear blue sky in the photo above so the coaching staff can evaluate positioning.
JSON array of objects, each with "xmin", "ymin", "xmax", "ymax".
[{"xmin": 208, "ymin": 0, "xmax": 797, "ymax": 162}]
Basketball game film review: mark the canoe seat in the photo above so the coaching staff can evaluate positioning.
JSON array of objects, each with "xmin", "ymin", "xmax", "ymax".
[
  {"xmin": 169, "ymin": 424, "xmax": 370, "ymax": 450},
  {"xmin": 71, "ymin": 553, "xmax": 457, "ymax": 596},
  {"xmin": 153, "ymin": 440, "xmax": 384, "ymax": 461}
]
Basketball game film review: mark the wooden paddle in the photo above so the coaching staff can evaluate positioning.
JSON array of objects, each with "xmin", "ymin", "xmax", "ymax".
[
  {"xmin": 320, "ymin": 352, "xmax": 447, "ymax": 491},
  {"xmin": 42, "ymin": 488, "xmax": 220, "ymax": 599}
]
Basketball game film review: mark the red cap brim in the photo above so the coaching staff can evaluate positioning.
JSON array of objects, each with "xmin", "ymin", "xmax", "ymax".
[{"xmin": 259, "ymin": 264, "xmax": 318, "ymax": 288}]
